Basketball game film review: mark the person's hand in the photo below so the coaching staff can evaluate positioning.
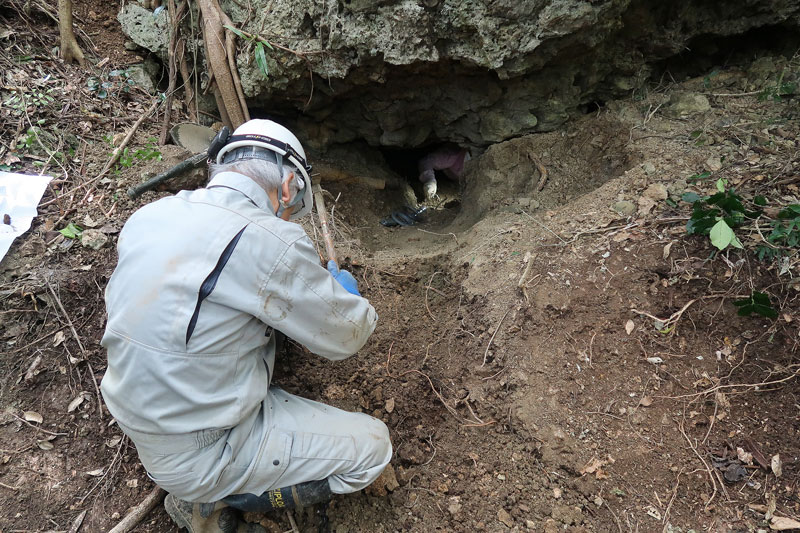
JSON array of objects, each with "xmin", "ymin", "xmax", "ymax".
[{"xmin": 327, "ymin": 260, "xmax": 360, "ymax": 296}]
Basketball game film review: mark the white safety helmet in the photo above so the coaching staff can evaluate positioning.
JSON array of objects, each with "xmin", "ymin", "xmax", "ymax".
[{"xmin": 214, "ymin": 119, "xmax": 313, "ymax": 220}]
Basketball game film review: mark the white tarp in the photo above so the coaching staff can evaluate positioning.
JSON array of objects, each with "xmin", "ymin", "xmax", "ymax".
[{"xmin": 0, "ymin": 172, "xmax": 53, "ymax": 263}]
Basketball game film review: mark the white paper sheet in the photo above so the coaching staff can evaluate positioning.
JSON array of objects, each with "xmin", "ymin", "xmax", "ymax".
[{"xmin": 0, "ymin": 172, "xmax": 53, "ymax": 263}]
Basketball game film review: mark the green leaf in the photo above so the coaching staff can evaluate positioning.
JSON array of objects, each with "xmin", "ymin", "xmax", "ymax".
[
  {"xmin": 715, "ymin": 178, "xmax": 727, "ymax": 193},
  {"xmin": 255, "ymin": 42, "xmax": 269, "ymax": 77},
  {"xmin": 709, "ymin": 219, "xmax": 737, "ymax": 250},
  {"xmin": 223, "ymin": 24, "xmax": 245, "ymax": 38},
  {"xmin": 259, "ymin": 39, "xmax": 274, "ymax": 50},
  {"xmin": 734, "ymin": 291, "xmax": 778, "ymax": 319},
  {"xmin": 59, "ymin": 223, "xmax": 83, "ymax": 239},
  {"xmin": 682, "ymin": 192, "xmax": 702, "ymax": 204},
  {"xmin": 754, "ymin": 196, "xmax": 767, "ymax": 206},
  {"xmin": 688, "ymin": 171, "xmax": 712, "ymax": 183}
]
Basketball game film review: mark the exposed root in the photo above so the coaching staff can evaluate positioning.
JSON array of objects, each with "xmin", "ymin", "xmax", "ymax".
[{"xmin": 57, "ymin": 0, "xmax": 85, "ymax": 66}]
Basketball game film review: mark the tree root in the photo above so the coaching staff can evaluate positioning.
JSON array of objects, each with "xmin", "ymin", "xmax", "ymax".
[
  {"xmin": 107, "ymin": 487, "xmax": 166, "ymax": 533},
  {"xmin": 57, "ymin": 0, "xmax": 85, "ymax": 66},
  {"xmin": 197, "ymin": 0, "xmax": 249, "ymax": 129}
]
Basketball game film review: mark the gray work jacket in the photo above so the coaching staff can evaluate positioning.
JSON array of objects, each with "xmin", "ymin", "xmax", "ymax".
[{"xmin": 100, "ymin": 172, "xmax": 377, "ymax": 435}]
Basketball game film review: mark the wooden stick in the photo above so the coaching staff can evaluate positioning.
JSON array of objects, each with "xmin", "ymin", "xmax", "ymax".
[
  {"xmin": 159, "ymin": 0, "xmax": 180, "ymax": 145},
  {"xmin": 127, "ymin": 151, "xmax": 208, "ymax": 198},
  {"xmin": 107, "ymin": 487, "xmax": 166, "ymax": 533},
  {"xmin": 481, "ymin": 308, "xmax": 512, "ymax": 366},
  {"xmin": 96, "ymin": 99, "xmax": 160, "ymax": 179},
  {"xmin": 312, "ymin": 184, "xmax": 337, "ymax": 266},
  {"xmin": 46, "ymin": 280, "xmax": 103, "ymax": 419}
]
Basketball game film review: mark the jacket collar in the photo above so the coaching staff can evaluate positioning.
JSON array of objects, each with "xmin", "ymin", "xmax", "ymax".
[{"xmin": 207, "ymin": 172, "xmax": 274, "ymax": 213}]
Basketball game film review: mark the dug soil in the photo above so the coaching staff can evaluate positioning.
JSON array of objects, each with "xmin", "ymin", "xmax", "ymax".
[{"xmin": 1, "ymin": 5, "xmax": 799, "ymax": 533}]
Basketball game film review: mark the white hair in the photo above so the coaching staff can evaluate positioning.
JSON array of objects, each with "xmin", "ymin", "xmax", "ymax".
[{"xmin": 208, "ymin": 159, "xmax": 302, "ymax": 199}]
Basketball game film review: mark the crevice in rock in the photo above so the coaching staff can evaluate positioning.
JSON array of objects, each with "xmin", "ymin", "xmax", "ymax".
[{"xmin": 652, "ymin": 23, "xmax": 800, "ymax": 82}]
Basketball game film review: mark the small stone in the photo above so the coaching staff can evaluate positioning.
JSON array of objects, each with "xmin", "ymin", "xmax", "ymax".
[
  {"xmin": 594, "ymin": 495, "xmax": 604, "ymax": 507},
  {"xmin": 705, "ymin": 156, "xmax": 722, "ymax": 172},
  {"xmin": 525, "ymin": 520, "xmax": 536, "ymax": 530},
  {"xmin": 667, "ymin": 93, "xmax": 711, "ymax": 117},
  {"xmin": 642, "ymin": 183, "xmax": 668, "ymax": 201},
  {"xmin": 81, "ymin": 229, "xmax": 109, "ymax": 250},
  {"xmin": 498, "ymin": 508, "xmax": 514, "ymax": 528},
  {"xmin": 447, "ymin": 496, "xmax": 462, "ymax": 515},
  {"xmin": 553, "ymin": 487, "xmax": 562, "ymax": 499},
  {"xmin": 612, "ymin": 200, "xmax": 636, "ymax": 216},
  {"xmin": 123, "ymin": 40, "xmax": 139, "ymax": 51},
  {"xmin": 642, "ymin": 162, "xmax": 656, "ymax": 174},
  {"xmin": 543, "ymin": 519, "xmax": 560, "ymax": 533}
]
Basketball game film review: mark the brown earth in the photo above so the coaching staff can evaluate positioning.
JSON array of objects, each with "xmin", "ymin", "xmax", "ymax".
[{"xmin": 1, "ymin": 5, "xmax": 799, "ymax": 533}]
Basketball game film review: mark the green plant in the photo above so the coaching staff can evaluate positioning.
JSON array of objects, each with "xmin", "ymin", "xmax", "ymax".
[
  {"xmin": 224, "ymin": 25, "xmax": 274, "ymax": 78},
  {"xmin": 87, "ymin": 69, "xmax": 137, "ymax": 99},
  {"xmin": 733, "ymin": 291, "xmax": 778, "ymax": 319},
  {"xmin": 756, "ymin": 204, "xmax": 800, "ymax": 261},
  {"xmin": 59, "ymin": 223, "xmax": 83, "ymax": 239},
  {"xmin": 112, "ymin": 137, "xmax": 162, "ymax": 174},
  {"xmin": 759, "ymin": 67, "xmax": 797, "ymax": 102},
  {"xmin": 683, "ymin": 178, "xmax": 760, "ymax": 250},
  {"xmin": 2, "ymin": 88, "xmax": 55, "ymax": 116}
]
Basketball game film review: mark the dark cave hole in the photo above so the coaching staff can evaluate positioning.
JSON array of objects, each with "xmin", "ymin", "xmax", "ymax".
[
  {"xmin": 580, "ymin": 100, "xmax": 606, "ymax": 114},
  {"xmin": 653, "ymin": 23, "xmax": 800, "ymax": 81},
  {"xmin": 380, "ymin": 144, "xmax": 464, "ymax": 209}
]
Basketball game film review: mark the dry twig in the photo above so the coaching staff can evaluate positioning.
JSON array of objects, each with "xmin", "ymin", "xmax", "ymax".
[
  {"xmin": 107, "ymin": 487, "xmax": 166, "ymax": 533},
  {"xmin": 482, "ymin": 308, "xmax": 512, "ymax": 366}
]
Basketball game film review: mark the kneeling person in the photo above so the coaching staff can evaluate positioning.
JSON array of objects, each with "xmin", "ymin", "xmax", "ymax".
[{"xmin": 100, "ymin": 120, "xmax": 392, "ymax": 532}]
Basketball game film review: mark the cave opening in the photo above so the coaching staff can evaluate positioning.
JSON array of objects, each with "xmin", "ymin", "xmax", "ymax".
[
  {"xmin": 379, "ymin": 144, "xmax": 465, "ymax": 211},
  {"xmin": 652, "ymin": 23, "xmax": 800, "ymax": 82}
]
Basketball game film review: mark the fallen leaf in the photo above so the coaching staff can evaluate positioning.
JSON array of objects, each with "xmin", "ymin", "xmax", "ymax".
[
  {"xmin": 53, "ymin": 331, "xmax": 66, "ymax": 347},
  {"xmin": 86, "ymin": 468, "xmax": 104, "ymax": 477},
  {"xmin": 67, "ymin": 393, "xmax": 88, "ymax": 413},
  {"xmin": 106, "ymin": 436, "xmax": 122, "ymax": 448},
  {"xmin": 766, "ymin": 492, "xmax": 776, "ymax": 521},
  {"xmin": 646, "ymin": 357, "xmax": 664, "ymax": 365},
  {"xmin": 37, "ymin": 440, "xmax": 54, "ymax": 451},
  {"xmin": 625, "ymin": 320, "xmax": 635, "ymax": 335},
  {"xmin": 23, "ymin": 411, "xmax": 43, "ymax": 424},
  {"xmin": 638, "ymin": 396, "xmax": 653, "ymax": 407},
  {"xmin": 770, "ymin": 516, "xmax": 800, "ymax": 530},
  {"xmin": 385, "ymin": 398, "xmax": 395, "ymax": 413},
  {"xmin": 771, "ymin": 454, "xmax": 782, "ymax": 477},
  {"xmin": 663, "ymin": 242, "xmax": 674, "ymax": 259},
  {"xmin": 645, "ymin": 505, "xmax": 662, "ymax": 520},
  {"xmin": 736, "ymin": 447, "xmax": 753, "ymax": 465}
]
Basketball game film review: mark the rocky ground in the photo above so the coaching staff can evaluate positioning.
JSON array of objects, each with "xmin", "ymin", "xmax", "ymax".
[{"xmin": 2, "ymin": 4, "xmax": 800, "ymax": 533}]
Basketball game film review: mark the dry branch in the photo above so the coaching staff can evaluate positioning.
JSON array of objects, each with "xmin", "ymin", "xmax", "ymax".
[
  {"xmin": 107, "ymin": 487, "xmax": 166, "ymax": 533},
  {"xmin": 97, "ymin": 99, "xmax": 161, "ymax": 179}
]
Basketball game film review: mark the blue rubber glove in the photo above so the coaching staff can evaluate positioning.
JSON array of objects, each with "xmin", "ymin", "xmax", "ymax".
[{"xmin": 327, "ymin": 260, "xmax": 360, "ymax": 296}]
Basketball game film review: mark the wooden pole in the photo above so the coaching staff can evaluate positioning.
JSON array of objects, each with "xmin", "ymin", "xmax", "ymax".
[{"xmin": 312, "ymin": 184, "xmax": 337, "ymax": 267}]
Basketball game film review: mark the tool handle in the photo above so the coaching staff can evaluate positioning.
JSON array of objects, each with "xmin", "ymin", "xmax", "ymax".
[
  {"xmin": 127, "ymin": 151, "xmax": 208, "ymax": 199},
  {"xmin": 312, "ymin": 185, "xmax": 337, "ymax": 266}
]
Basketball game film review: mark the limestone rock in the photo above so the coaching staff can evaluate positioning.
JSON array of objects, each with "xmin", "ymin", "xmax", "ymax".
[
  {"xmin": 118, "ymin": 0, "xmax": 800, "ymax": 148},
  {"xmin": 612, "ymin": 200, "xmax": 636, "ymax": 217},
  {"xmin": 81, "ymin": 229, "xmax": 109, "ymax": 250},
  {"xmin": 125, "ymin": 60, "xmax": 160, "ymax": 94},
  {"xmin": 117, "ymin": 4, "xmax": 169, "ymax": 59},
  {"xmin": 666, "ymin": 93, "xmax": 711, "ymax": 117}
]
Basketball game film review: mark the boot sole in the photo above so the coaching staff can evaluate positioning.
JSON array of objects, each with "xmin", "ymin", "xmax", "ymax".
[{"xmin": 164, "ymin": 494, "xmax": 194, "ymax": 532}]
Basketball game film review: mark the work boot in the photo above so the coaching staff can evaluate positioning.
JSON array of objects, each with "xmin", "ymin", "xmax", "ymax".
[
  {"xmin": 165, "ymin": 493, "xmax": 266, "ymax": 533},
  {"xmin": 224, "ymin": 479, "xmax": 333, "ymax": 512}
]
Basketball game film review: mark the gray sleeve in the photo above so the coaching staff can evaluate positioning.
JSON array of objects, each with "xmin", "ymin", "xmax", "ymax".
[{"xmin": 255, "ymin": 234, "xmax": 378, "ymax": 361}]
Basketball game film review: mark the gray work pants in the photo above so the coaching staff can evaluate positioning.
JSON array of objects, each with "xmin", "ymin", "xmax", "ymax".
[{"xmin": 120, "ymin": 388, "xmax": 392, "ymax": 503}]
